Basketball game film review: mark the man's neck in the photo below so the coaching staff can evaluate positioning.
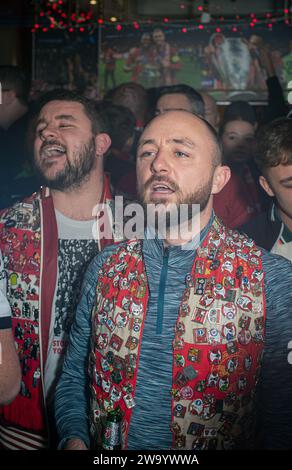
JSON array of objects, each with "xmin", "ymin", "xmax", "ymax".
[
  {"xmin": 163, "ymin": 207, "xmax": 212, "ymax": 247},
  {"xmin": 51, "ymin": 171, "xmax": 104, "ymax": 221}
]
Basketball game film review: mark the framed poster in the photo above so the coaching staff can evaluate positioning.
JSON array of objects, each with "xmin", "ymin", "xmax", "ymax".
[{"xmin": 99, "ymin": 23, "xmax": 292, "ymax": 101}]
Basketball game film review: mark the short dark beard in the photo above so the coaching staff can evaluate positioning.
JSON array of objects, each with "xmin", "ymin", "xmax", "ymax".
[
  {"xmin": 138, "ymin": 174, "xmax": 213, "ymax": 229},
  {"xmin": 34, "ymin": 137, "xmax": 96, "ymax": 191}
]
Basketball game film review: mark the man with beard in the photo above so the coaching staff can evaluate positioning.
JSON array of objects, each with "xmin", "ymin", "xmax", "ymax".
[
  {"xmin": 0, "ymin": 90, "xmax": 113, "ymax": 448},
  {"xmin": 55, "ymin": 111, "xmax": 292, "ymax": 450}
]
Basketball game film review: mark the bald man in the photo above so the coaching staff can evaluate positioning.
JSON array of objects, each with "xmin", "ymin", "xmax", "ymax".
[{"xmin": 55, "ymin": 111, "xmax": 292, "ymax": 450}]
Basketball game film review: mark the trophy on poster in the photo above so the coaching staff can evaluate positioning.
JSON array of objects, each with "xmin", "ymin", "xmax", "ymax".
[{"xmin": 208, "ymin": 33, "xmax": 254, "ymax": 98}]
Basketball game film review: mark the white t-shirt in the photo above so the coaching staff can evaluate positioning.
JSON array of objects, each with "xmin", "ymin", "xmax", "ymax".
[
  {"xmin": 44, "ymin": 210, "xmax": 98, "ymax": 402},
  {"xmin": 0, "ymin": 249, "xmax": 11, "ymax": 323}
]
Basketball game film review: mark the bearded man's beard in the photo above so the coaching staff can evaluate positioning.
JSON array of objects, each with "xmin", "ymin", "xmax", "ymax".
[
  {"xmin": 34, "ymin": 137, "xmax": 96, "ymax": 191},
  {"xmin": 138, "ymin": 174, "xmax": 213, "ymax": 232}
]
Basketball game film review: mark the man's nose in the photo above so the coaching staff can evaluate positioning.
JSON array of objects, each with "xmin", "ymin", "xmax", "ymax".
[
  {"xmin": 150, "ymin": 149, "xmax": 171, "ymax": 174},
  {"xmin": 39, "ymin": 125, "xmax": 58, "ymax": 141}
]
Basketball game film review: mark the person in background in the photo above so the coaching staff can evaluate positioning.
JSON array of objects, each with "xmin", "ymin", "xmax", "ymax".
[
  {"xmin": 247, "ymin": 35, "xmax": 288, "ymax": 122},
  {"xmin": 155, "ymin": 84, "xmax": 205, "ymax": 118},
  {"xmin": 152, "ymin": 28, "xmax": 179, "ymax": 86},
  {"xmin": 0, "ymin": 89, "xmax": 113, "ymax": 449},
  {"xmin": 0, "ymin": 66, "xmax": 38, "ymax": 209},
  {"xmin": 102, "ymin": 44, "xmax": 117, "ymax": 93},
  {"xmin": 124, "ymin": 33, "xmax": 159, "ymax": 88},
  {"xmin": 104, "ymin": 82, "xmax": 150, "ymax": 158},
  {"xmin": 0, "ymin": 249, "xmax": 21, "ymax": 406},
  {"xmin": 241, "ymin": 117, "xmax": 292, "ymax": 261},
  {"xmin": 201, "ymin": 92, "xmax": 220, "ymax": 131},
  {"xmin": 101, "ymin": 102, "xmax": 137, "ymax": 198},
  {"xmin": 104, "ymin": 82, "xmax": 149, "ymax": 132},
  {"xmin": 214, "ymin": 101, "xmax": 267, "ymax": 228}
]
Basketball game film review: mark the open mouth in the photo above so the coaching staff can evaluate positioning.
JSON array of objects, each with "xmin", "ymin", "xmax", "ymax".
[
  {"xmin": 41, "ymin": 144, "xmax": 66, "ymax": 159},
  {"xmin": 151, "ymin": 183, "xmax": 175, "ymax": 194}
]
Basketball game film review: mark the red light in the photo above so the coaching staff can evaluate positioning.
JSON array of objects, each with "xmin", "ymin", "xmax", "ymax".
[
  {"xmin": 98, "ymin": 19, "xmax": 104, "ymax": 24},
  {"xmin": 69, "ymin": 27, "xmax": 74, "ymax": 32},
  {"xmin": 182, "ymin": 27, "xmax": 187, "ymax": 33},
  {"xmin": 250, "ymin": 13, "xmax": 255, "ymax": 18},
  {"xmin": 163, "ymin": 18, "xmax": 169, "ymax": 23},
  {"xmin": 79, "ymin": 27, "xmax": 85, "ymax": 32},
  {"xmin": 216, "ymin": 27, "xmax": 221, "ymax": 33},
  {"xmin": 40, "ymin": 12, "xmax": 44, "ymax": 17},
  {"xmin": 34, "ymin": 24, "xmax": 40, "ymax": 29},
  {"xmin": 58, "ymin": 0, "xmax": 63, "ymax": 4},
  {"xmin": 116, "ymin": 24, "xmax": 122, "ymax": 31},
  {"xmin": 50, "ymin": 23, "xmax": 55, "ymax": 29},
  {"xmin": 42, "ymin": 28, "xmax": 47, "ymax": 32},
  {"xmin": 250, "ymin": 22, "xmax": 255, "ymax": 27},
  {"xmin": 198, "ymin": 5, "xmax": 203, "ymax": 11},
  {"xmin": 268, "ymin": 23, "xmax": 272, "ymax": 28},
  {"xmin": 284, "ymin": 9, "xmax": 289, "ymax": 14},
  {"xmin": 198, "ymin": 24, "xmax": 204, "ymax": 30},
  {"xmin": 134, "ymin": 23, "xmax": 139, "ymax": 29},
  {"xmin": 232, "ymin": 27, "xmax": 237, "ymax": 32},
  {"xmin": 31, "ymin": 28, "xmax": 35, "ymax": 33}
]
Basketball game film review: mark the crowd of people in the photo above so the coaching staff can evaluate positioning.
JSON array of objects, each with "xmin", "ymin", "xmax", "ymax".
[{"xmin": 0, "ymin": 55, "xmax": 292, "ymax": 451}]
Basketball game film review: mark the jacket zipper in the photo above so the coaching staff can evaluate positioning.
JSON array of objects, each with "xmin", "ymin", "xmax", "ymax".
[{"xmin": 156, "ymin": 247, "xmax": 169, "ymax": 334}]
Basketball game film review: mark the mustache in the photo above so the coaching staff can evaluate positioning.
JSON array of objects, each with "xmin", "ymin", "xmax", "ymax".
[
  {"xmin": 143, "ymin": 175, "xmax": 180, "ymax": 192},
  {"xmin": 40, "ymin": 138, "xmax": 66, "ymax": 153}
]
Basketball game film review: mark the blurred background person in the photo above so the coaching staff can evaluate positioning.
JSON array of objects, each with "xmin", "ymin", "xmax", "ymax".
[
  {"xmin": 241, "ymin": 117, "xmax": 292, "ymax": 261},
  {"xmin": 214, "ymin": 101, "xmax": 268, "ymax": 228},
  {"xmin": 0, "ymin": 66, "xmax": 38, "ymax": 209}
]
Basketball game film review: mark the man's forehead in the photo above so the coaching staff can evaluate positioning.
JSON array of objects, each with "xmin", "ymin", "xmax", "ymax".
[
  {"xmin": 145, "ymin": 110, "xmax": 205, "ymax": 133},
  {"xmin": 40, "ymin": 100, "xmax": 85, "ymax": 116},
  {"xmin": 269, "ymin": 163, "xmax": 292, "ymax": 177}
]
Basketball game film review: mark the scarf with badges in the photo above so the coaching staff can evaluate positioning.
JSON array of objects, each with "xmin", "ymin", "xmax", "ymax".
[
  {"xmin": 0, "ymin": 177, "xmax": 113, "ymax": 448},
  {"xmin": 90, "ymin": 217, "xmax": 266, "ymax": 450}
]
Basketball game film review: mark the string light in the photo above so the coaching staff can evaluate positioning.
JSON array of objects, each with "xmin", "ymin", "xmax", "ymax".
[{"xmin": 33, "ymin": 0, "xmax": 291, "ymax": 33}]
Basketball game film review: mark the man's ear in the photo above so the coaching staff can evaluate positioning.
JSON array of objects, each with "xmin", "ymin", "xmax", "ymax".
[
  {"xmin": 211, "ymin": 165, "xmax": 231, "ymax": 195},
  {"xmin": 95, "ymin": 133, "xmax": 111, "ymax": 157},
  {"xmin": 259, "ymin": 175, "xmax": 274, "ymax": 197}
]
